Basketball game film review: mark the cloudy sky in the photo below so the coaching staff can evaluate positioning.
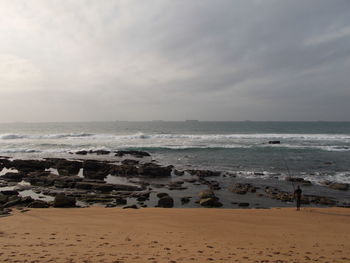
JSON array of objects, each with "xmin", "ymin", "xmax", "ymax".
[{"xmin": 0, "ymin": 0, "xmax": 349, "ymax": 122}]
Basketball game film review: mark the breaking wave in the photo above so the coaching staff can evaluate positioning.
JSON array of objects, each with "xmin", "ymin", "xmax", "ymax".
[{"xmin": 1, "ymin": 132, "xmax": 350, "ymax": 141}]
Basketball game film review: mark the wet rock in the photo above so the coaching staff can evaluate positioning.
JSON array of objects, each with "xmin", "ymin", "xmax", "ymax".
[
  {"xmin": 200, "ymin": 179, "xmax": 221, "ymax": 190},
  {"xmin": 328, "ymin": 183, "xmax": 349, "ymax": 191},
  {"xmin": 75, "ymin": 182, "xmax": 112, "ymax": 192},
  {"xmin": 10, "ymin": 159, "xmax": 50, "ymax": 172},
  {"xmin": 27, "ymin": 200, "xmax": 50, "ymax": 208},
  {"xmin": 75, "ymin": 181, "xmax": 141, "ymax": 192},
  {"xmin": 187, "ymin": 169, "xmax": 221, "ymax": 177},
  {"xmin": 115, "ymin": 150, "xmax": 151, "ymax": 158},
  {"xmin": 183, "ymin": 178, "xmax": 198, "ymax": 183},
  {"xmin": 168, "ymin": 181, "xmax": 187, "ymax": 190},
  {"xmin": 123, "ymin": 204, "xmax": 138, "ymax": 209},
  {"xmin": 122, "ymin": 159, "xmax": 139, "ymax": 165},
  {"xmin": 83, "ymin": 160, "xmax": 112, "ymax": 180},
  {"xmin": 110, "ymin": 164, "xmax": 139, "ymax": 176},
  {"xmin": 53, "ymin": 194, "xmax": 76, "ymax": 208},
  {"xmin": 198, "ymin": 189, "xmax": 216, "ymax": 199},
  {"xmin": 1, "ymin": 196, "xmax": 22, "ymax": 208},
  {"xmin": 76, "ymin": 150, "xmax": 88, "ymax": 155},
  {"xmin": 199, "ymin": 198, "xmax": 223, "ymax": 207},
  {"xmin": 157, "ymin": 195, "xmax": 174, "ymax": 208},
  {"xmin": 138, "ymin": 163, "xmax": 172, "ymax": 177},
  {"xmin": 115, "ymin": 197, "xmax": 127, "ymax": 205},
  {"xmin": 174, "ymin": 170, "xmax": 185, "ymax": 176},
  {"xmin": 181, "ymin": 196, "xmax": 191, "ymax": 204},
  {"xmin": 90, "ymin": 149, "xmax": 110, "ymax": 155},
  {"xmin": 285, "ymin": 176, "xmax": 312, "ymax": 185},
  {"xmin": 27, "ymin": 172, "xmax": 83, "ymax": 188},
  {"xmin": 13, "ymin": 184, "xmax": 32, "ymax": 191},
  {"xmin": 230, "ymin": 183, "xmax": 257, "ymax": 195},
  {"xmin": 2, "ymin": 172, "xmax": 25, "ymax": 182},
  {"xmin": 0, "ymin": 190, "xmax": 19, "ymax": 196},
  {"xmin": 156, "ymin": 192, "xmax": 169, "ymax": 199},
  {"xmin": 198, "ymin": 189, "xmax": 222, "ymax": 207},
  {"xmin": 0, "ymin": 193, "xmax": 8, "ymax": 204},
  {"xmin": 56, "ymin": 160, "xmax": 82, "ymax": 176}
]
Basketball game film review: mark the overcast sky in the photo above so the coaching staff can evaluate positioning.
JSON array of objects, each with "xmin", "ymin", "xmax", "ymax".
[{"xmin": 0, "ymin": 0, "xmax": 350, "ymax": 122}]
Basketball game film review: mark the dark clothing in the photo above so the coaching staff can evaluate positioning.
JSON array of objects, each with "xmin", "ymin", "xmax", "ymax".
[{"xmin": 294, "ymin": 188, "xmax": 302, "ymax": 210}]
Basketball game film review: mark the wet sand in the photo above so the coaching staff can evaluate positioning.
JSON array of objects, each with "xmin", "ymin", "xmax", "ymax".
[{"xmin": 0, "ymin": 207, "xmax": 349, "ymax": 263}]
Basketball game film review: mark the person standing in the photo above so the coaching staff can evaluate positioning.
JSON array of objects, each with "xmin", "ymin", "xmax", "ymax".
[{"xmin": 294, "ymin": 186, "xmax": 302, "ymax": 211}]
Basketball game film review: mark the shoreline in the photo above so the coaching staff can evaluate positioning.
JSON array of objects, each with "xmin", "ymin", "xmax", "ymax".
[
  {"xmin": 1, "ymin": 207, "xmax": 349, "ymax": 263},
  {"xmin": 1, "ymin": 154, "xmax": 349, "ymax": 212}
]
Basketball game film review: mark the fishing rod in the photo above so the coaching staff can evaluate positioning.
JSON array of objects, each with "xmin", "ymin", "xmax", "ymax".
[{"xmin": 280, "ymin": 149, "xmax": 295, "ymax": 192}]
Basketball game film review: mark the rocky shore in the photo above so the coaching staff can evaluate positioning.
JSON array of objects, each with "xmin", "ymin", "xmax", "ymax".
[{"xmin": 0, "ymin": 151, "xmax": 349, "ymax": 216}]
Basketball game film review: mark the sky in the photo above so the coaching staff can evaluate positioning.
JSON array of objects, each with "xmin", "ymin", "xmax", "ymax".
[{"xmin": 0, "ymin": 0, "xmax": 350, "ymax": 122}]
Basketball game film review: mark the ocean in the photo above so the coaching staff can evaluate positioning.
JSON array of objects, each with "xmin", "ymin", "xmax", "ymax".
[
  {"xmin": 0, "ymin": 121, "xmax": 350, "ymax": 185},
  {"xmin": 1, "ymin": 121, "xmax": 349, "ymax": 207}
]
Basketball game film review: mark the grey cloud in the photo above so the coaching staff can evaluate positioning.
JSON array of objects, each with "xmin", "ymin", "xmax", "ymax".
[{"xmin": 0, "ymin": 0, "xmax": 349, "ymax": 121}]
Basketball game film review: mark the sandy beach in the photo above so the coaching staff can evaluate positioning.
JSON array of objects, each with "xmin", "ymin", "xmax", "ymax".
[{"xmin": 0, "ymin": 207, "xmax": 349, "ymax": 263}]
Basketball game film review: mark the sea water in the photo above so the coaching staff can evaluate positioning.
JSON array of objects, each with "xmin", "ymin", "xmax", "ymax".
[{"xmin": 0, "ymin": 121, "xmax": 349, "ymax": 187}]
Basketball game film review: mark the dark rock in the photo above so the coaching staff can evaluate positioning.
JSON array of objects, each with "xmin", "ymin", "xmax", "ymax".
[
  {"xmin": 75, "ymin": 181, "xmax": 141, "ymax": 192},
  {"xmin": 115, "ymin": 150, "xmax": 151, "ymax": 158},
  {"xmin": 20, "ymin": 196, "xmax": 34, "ymax": 204},
  {"xmin": 174, "ymin": 170, "xmax": 185, "ymax": 176},
  {"xmin": 0, "ymin": 190, "xmax": 19, "ymax": 196},
  {"xmin": 157, "ymin": 195, "xmax": 174, "ymax": 208},
  {"xmin": 121, "ymin": 159, "xmax": 139, "ymax": 165},
  {"xmin": 76, "ymin": 150, "xmax": 88, "ymax": 155},
  {"xmin": 89, "ymin": 149, "xmax": 111, "ymax": 155},
  {"xmin": 10, "ymin": 159, "xmax": 49, "ymax": 172},
  {"xmin": 156, "ymin": 192, "xmax": 169, "ymax": 199},
  {"xmin": 0, "ymin": 193, "xmax": 8, "ymax": 204},
  {"xmin": 183, "ymin": 178, "xmax": 198, "ymax": 183},
  {"xmin": 83, "ymin": 160, "xmax": 112, "ymax": 180},
  {"xmin": 285, "ymin": 177, "xmax": 312, "ymax": 185},
  {"xmin": 123, "ymin": 204, "xmax": 138, "ymax": 209},
  {"xmin": 1, "ymin": 196, "xmax": 22, "ymax": 208},
  {"xmin": 199, "ymin": 198, "xmax": 223, "ymax": 207},
  {"xmin": 137, "ymin": 196, "xmax": 147, "ymax": 202},
  {"xmin": 75, "ymin": 182, "xmax": 113, "ymax": 192},
  {"xmin": 138, "ymin": 163, "xmax": 172, "ymax": 177},
  {"xmin": 27, "ymin": 172, "xmax": 83, "ymax": 188},
  {"xmin": 53, "ymin": 194, "xmax": 76, "ymax": 208},
  {"xmin": 56, "ymin": 160, "xmax": 82, "ymax": 176},
  {"xmin": 181, "ymin": 196, "xmax": 191, "ymax": 204},
  {"xmin": 13, "ymin": 184, "xmax": 32, "ymax": 191},
  {"xmin": 115, "ymin": 197, "xmax": 127, "ymax": 205},
  {"xmin": 328, "ymin": 183, "xmax": 349, "ymax": 191},
  {"xmin": 238, "ymin": 202, "xmax": 250, "ymax": 207},
  {"xmin": 130, "ymin": 191, "xmax": 150, "ymax": 199},
  {"xmin": 2, "ymin": 172, "xmax": 25, "ymax": 182},
  {"xmin": 198, "ymin": 189, "xmax": 216, "ymax": 199},
  {"xmin": 268, "ymin": 141, "xmax": 280, "ymax": 144},
  {"xmin": 110, "ymin": 164, "xmax": 139, "ymax": 176},
  {"xmin": 168, "ymin": 181, "xmax": 187, "ymax": 190},
  {"xmin": 230, "ymin": 183, "xmax": 257, "ymax": 195},
  {"xmin": 187, "ymin": 169, "xmax": 221, "ymax": 177},
  {"xmin": 27, "ymin": 200, "xmax": 50, "ymax": 208}
]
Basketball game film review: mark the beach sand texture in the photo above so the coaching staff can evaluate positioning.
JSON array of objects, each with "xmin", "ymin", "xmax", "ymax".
[{"xmin": 0, "ymin": 207, "xmax": 349, "ymax": 263}]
